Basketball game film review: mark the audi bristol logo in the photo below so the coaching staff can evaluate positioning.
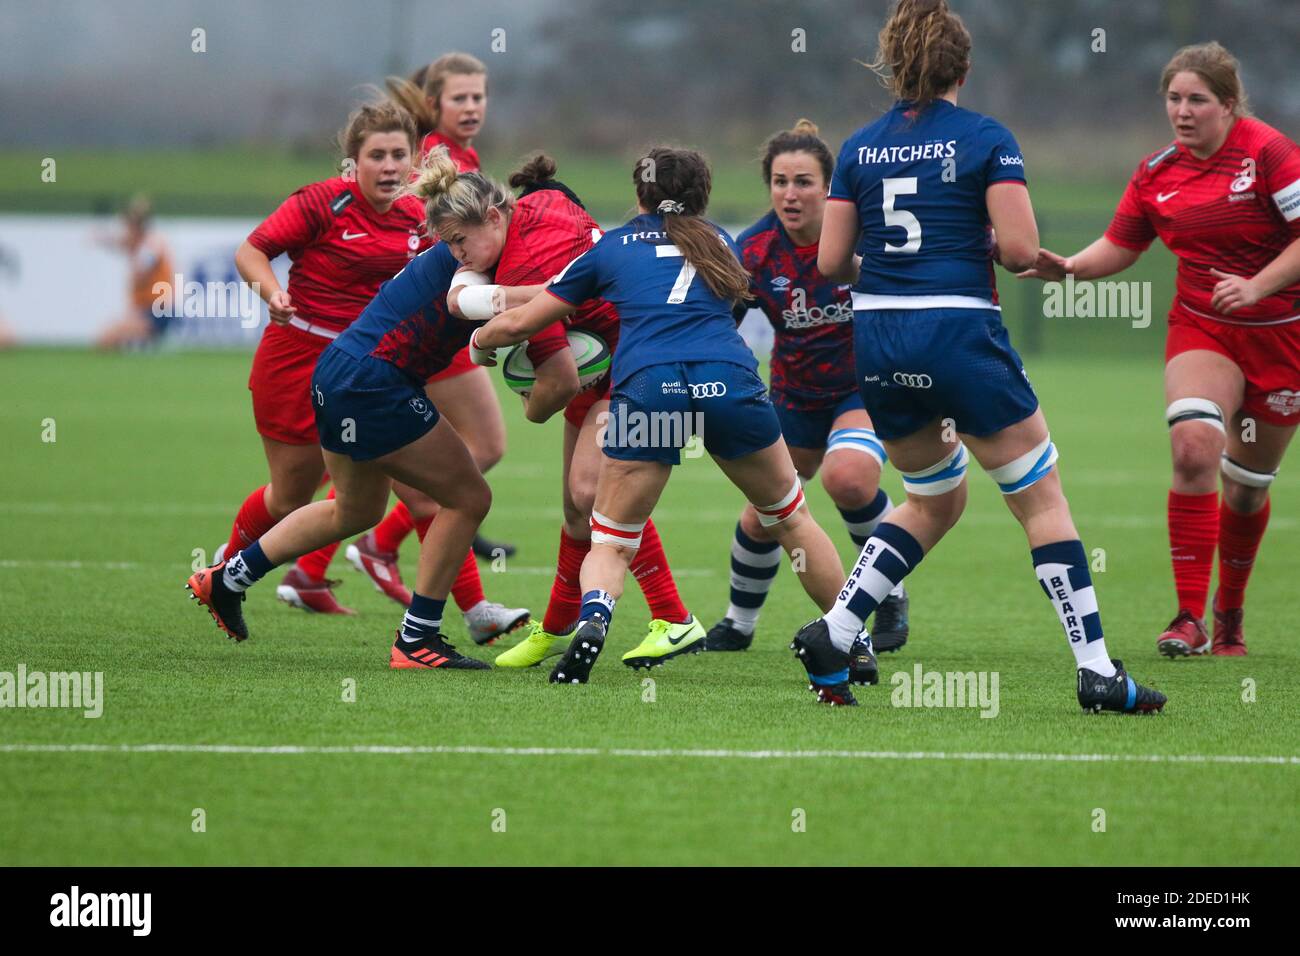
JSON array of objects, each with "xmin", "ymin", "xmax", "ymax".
[
  {"xmin": 690, "ymin": 382, "xmax": 727, "ymax": 399},
  {"xmin": 892, "ymin": 372, "xmax": 933, "ymax": 389}
]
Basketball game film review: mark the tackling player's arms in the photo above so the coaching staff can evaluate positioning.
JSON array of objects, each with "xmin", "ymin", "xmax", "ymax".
[{"xmin": 476, "ymin": 287, "xmax": 575, "ymax": 350}]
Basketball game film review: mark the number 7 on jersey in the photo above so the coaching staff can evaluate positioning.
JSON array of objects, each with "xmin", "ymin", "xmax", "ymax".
[{"xmin": 655, "ymin": 244, "xmax": 697, "ymax": 303}]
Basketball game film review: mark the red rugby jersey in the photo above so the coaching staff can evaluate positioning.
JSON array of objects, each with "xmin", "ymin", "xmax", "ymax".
[
  {"xmin": 491, "ymin": 188, "xmax": 620, "ymax": 366},
  {"xmin": 420, "ymin": 131, "xmax": 480, "ymax": 173},
  {"xmin": 1105, "ymin": 116, "xmax": 1300, "ymax": 323},
  {"xmin": 247, "ymin": 177, "xmax": 430, "ymax": 333}
]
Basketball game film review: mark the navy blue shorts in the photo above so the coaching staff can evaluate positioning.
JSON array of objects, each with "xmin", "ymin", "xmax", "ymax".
[
  {"xmin": 772, "ymin": 390, "xmax": 866, "ymax": 449},
  {"xmin": 604, "ymin": 361, "xmax": 781, "ymax": 465},
  {"xmin": 312, "ymin": 346, "xmax": 440, "ymax": 461},
  {"xmin": 853, "ymin": 307, "xmax": 1039, "ymax": 441}
]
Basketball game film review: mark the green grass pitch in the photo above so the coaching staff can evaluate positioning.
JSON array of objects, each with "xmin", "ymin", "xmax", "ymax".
[{"xmin": 1, "ymin": 348, "xmax": 1297, "ymax": 866}]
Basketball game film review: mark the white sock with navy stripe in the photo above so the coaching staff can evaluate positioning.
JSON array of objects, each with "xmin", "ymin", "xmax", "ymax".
[
  {"xmin": 724, "ymin": 523, "xmax": 782, "ymax": 634},
  {"xmin": 1031, "ymin": 540, "xmax": 1114, "ymax": 676},
  {"xmin": 401, "ymin": 594, "xmax": 446, "ymax": 643},
  {"xmin": 579, "ymin": 589, "xmax": 615, "ymax": 632},
  {"xmin": 837, "ymin": 489, "xmax": 892, "ymax": 550},
  {"xmin": 824, "ymin": 523, "xmax": 924, "ymax": 652}
]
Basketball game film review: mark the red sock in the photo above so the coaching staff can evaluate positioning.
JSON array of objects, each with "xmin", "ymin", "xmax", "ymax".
[
  {"xmin": 1217, "ymin": 498, "xmax": 1270, "ymax": 611},
  {"xmin": 294, "ymin": 489, "xmax": 338, "ymax": 581},
  {"xmin": 543, "ymin": 529, "xmax": 590, "ymax": 633},
  {"xmin": 450, "ymin": 549, "xmax": 485, "ymax": 611},
  {"xmin": 373, "ymin": 501, "xmax": 416, "ymax": 553},
  {"xmin": 1168, "ymin": 490, "xmax": 1219, "ymax": 617},
  {"xmin": 224, "ymin": 485, "xmax": 277, "ymax": 557},
  {"xmin": 630, "ymin": 519, "xmax": 689, "ymax": 623},
  {"xmin": 413, "ymin": 515, "xmax": 434, "ymax": 540}
]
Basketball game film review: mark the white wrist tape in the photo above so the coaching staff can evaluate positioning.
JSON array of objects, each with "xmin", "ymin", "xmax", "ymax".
[{"xmin": 457, "ymin": 283, "xmax": 504, "ymax": 321}]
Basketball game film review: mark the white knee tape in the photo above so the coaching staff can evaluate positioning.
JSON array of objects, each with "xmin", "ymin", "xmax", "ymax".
[
  {"xmin": 1167, "ymin": 398, "xmax": 1225, "ymax": 434},
  {"xmin": 1221, "ymin": 453, "xmax": 1277, "ymax": 488},
  {"xmin": 826, "ymin": 427, "xmax": 887, "ymax": 467},
  {"xmin": 755, "ymin": 477, "xmax": 806, "ymax": 528},
  {"xmin": 589, "ymin": 509, "xmax": 646, "ymax": 549},
  {"xmin": 901, "ymin": 443, "xmax": 968, "ymax": 496},
  {"xmin": 986, "ymin": 435, "xmax": 1059, "ymax": 495}
]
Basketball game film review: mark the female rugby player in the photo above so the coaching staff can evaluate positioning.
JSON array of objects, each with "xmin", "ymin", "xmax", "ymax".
[
  {"xmin": 414, "ymin": 150, "xmax": 708, "ymax": 671},
  {"xmin": 472, "ymin": 147, "xmax": 848, "ymax": 685},
  {"xmin": 345, "ymin": 52, "xmax": 519, "ymax": 591},
  {"xmin": 794, "ymin": 0, "xmax": 1165, "ymax": 711},
  {"xmin": 187, "ymin": 239, "xmax": 497, "ymax": 671},
  {"xmin": 1022, "ymin": 43, "xmax": 1300, "ymax": 658},
  {"xmin": 706, "ymin": 119, "xmax": 910, "ymax": 655},
  {"xmin": 222, "ymin": 102, "xmax": 526, "ymax": 639}
]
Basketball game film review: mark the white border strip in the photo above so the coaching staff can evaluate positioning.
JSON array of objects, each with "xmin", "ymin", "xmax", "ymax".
[{"xmin": 1, "ymin": 743, "xmax": 1296, "ymax": 766}]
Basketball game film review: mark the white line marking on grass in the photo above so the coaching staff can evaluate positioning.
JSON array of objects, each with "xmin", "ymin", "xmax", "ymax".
[
  {"xmin": 0, "ymin": 559, "xmax": 716, "ymax": 578},
  {"xmin": 1, "ymin": 743, "xmax": 1296, "ymax": 767}
]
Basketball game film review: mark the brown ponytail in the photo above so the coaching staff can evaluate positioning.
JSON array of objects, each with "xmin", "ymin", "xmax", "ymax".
[
  {"xmin": 634, "ymin": 147, "xmax": 751, "ymax": 304},
  {"xmin": 867, "ymin": 0, "xmax": 971, "ymax": 114},
  {"xmin": 508, "ymin": 153, "xmax": 559, "ymax": 189}
]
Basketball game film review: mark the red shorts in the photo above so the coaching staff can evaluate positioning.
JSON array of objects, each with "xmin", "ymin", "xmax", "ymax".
[
  {"xmin": 248, "ymin": 322, "xmax": 331, "ymax": 445},
  {"xmin": 426, "ymin": 345, "xmax": 478, "ymax": 382},
  {"xmin": 1167, "ymin": 301, "xmax": 1300, "ymax": 425},
  {"xmin": 563, "ymin": 375, "xmax": 611, "ymax": 428}
]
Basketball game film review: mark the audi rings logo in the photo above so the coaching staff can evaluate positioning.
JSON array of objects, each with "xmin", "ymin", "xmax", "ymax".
[
  {"xmin": 892, "ymin": 372, "xmax": 933, "ymax": 389},
  {"xmin": 690, "ymin": 381, "xmax": 727, "ymax": 398}
]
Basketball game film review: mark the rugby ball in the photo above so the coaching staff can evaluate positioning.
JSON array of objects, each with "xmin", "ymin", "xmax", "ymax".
[{"xmin": 502, "ymin": 330, "xmax": 611, "ymax": 396}]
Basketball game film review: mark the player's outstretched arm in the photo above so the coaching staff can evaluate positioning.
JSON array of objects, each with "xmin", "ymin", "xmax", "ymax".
[
  {"xmin": 475, "ymin": 291, "xmax": 575, "ymax": 352},
  {"xmin": 1019, "ymin": 236, "xmax": 1141, "ymax": 282}
]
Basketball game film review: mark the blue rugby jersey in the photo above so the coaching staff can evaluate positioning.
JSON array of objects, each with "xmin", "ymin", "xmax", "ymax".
[
  {"xmin": 829, "ymin": 99, "xmax": 1026, "ymax": 303},
  {"xmin": 333, "ymin": 242, "xmax": 474, "ymax": 381},
  {"xmin": 546, "ymin": 213, "xmax": 757, "ymax": 385},
  {"xmin": 736, "ymin": 210, "xmax": 855, "ymax": 410}
]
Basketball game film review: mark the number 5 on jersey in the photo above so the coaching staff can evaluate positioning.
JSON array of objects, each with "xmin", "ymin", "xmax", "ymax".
[
  {"xmin": 656, "ymin": 244, "xmax": 697, "ymax": 303},
  {"xmin": 882, "ymin": 177, "xmax": 921, "ymax": 254}
]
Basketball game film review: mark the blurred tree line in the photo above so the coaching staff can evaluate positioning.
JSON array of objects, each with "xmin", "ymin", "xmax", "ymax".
[{"xmin": 487, "ymin": 0, "xmax": 1300, "ymax": 162}]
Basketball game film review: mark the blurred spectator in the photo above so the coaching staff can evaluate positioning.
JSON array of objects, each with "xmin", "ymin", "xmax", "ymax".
[{"xmin": 93, "ymin": 196, "xmax": 176, "ymax": 350}]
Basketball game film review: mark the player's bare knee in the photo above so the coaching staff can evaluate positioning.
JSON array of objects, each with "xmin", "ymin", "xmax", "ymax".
[
  {"xmin": 568, "ymin": 480, "xmax": 597, "ymax": 521},
  {"xmin": 819, "ymin": 457, "xmax": 878, "ymax": 510},
  {"xmin": 1167, "ymin": 399, "xmax": 1225, "ymax": 484}
]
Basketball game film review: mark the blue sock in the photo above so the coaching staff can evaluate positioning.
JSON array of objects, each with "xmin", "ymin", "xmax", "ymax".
[
  {"xmin": 838, "ymin": 489, "xmax": 892, "ymax": 549},
  {"xmin": 223, "ymin": 540, "xmax": 274, "ymax": 592},
  {"xmin": 724, "ymin": 523, "xmax": 782, "ymax": 634},
  {"xmin": 824, "ymin": 522, "xmax": 924, "ymax": 651},
  {"xmin": 401, "ymin": 593, "xmax": 446, "ymax": 643},
  {"xmin": 579, "ymin": 589, "xmax": 616, "ymax": 631}
]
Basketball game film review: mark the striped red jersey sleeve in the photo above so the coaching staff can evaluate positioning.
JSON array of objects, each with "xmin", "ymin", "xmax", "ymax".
[
  {"xmin": 1257, "ymin": 131, "xmax": 1300, "ymax": 237},
  {"xmin": 1104, "ymin": 168, "xmax": 1159, "ymax": 252},
  {"xmin": 247, "ymin": 182, "xmax": 332, "ymax": 258}
]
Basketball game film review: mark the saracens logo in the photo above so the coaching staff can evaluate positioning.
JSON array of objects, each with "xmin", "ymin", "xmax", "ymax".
[
  {"xmin": 1265, "ymin": 389, "xmax": 1300, "ymax": 416},
  {"xmin": 690, "ymin": 381, "xmax": 727, "ymax": 398},
  {"xmin": 892, "ymin": 372, "xmax": 933, "ymax": 388}
]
